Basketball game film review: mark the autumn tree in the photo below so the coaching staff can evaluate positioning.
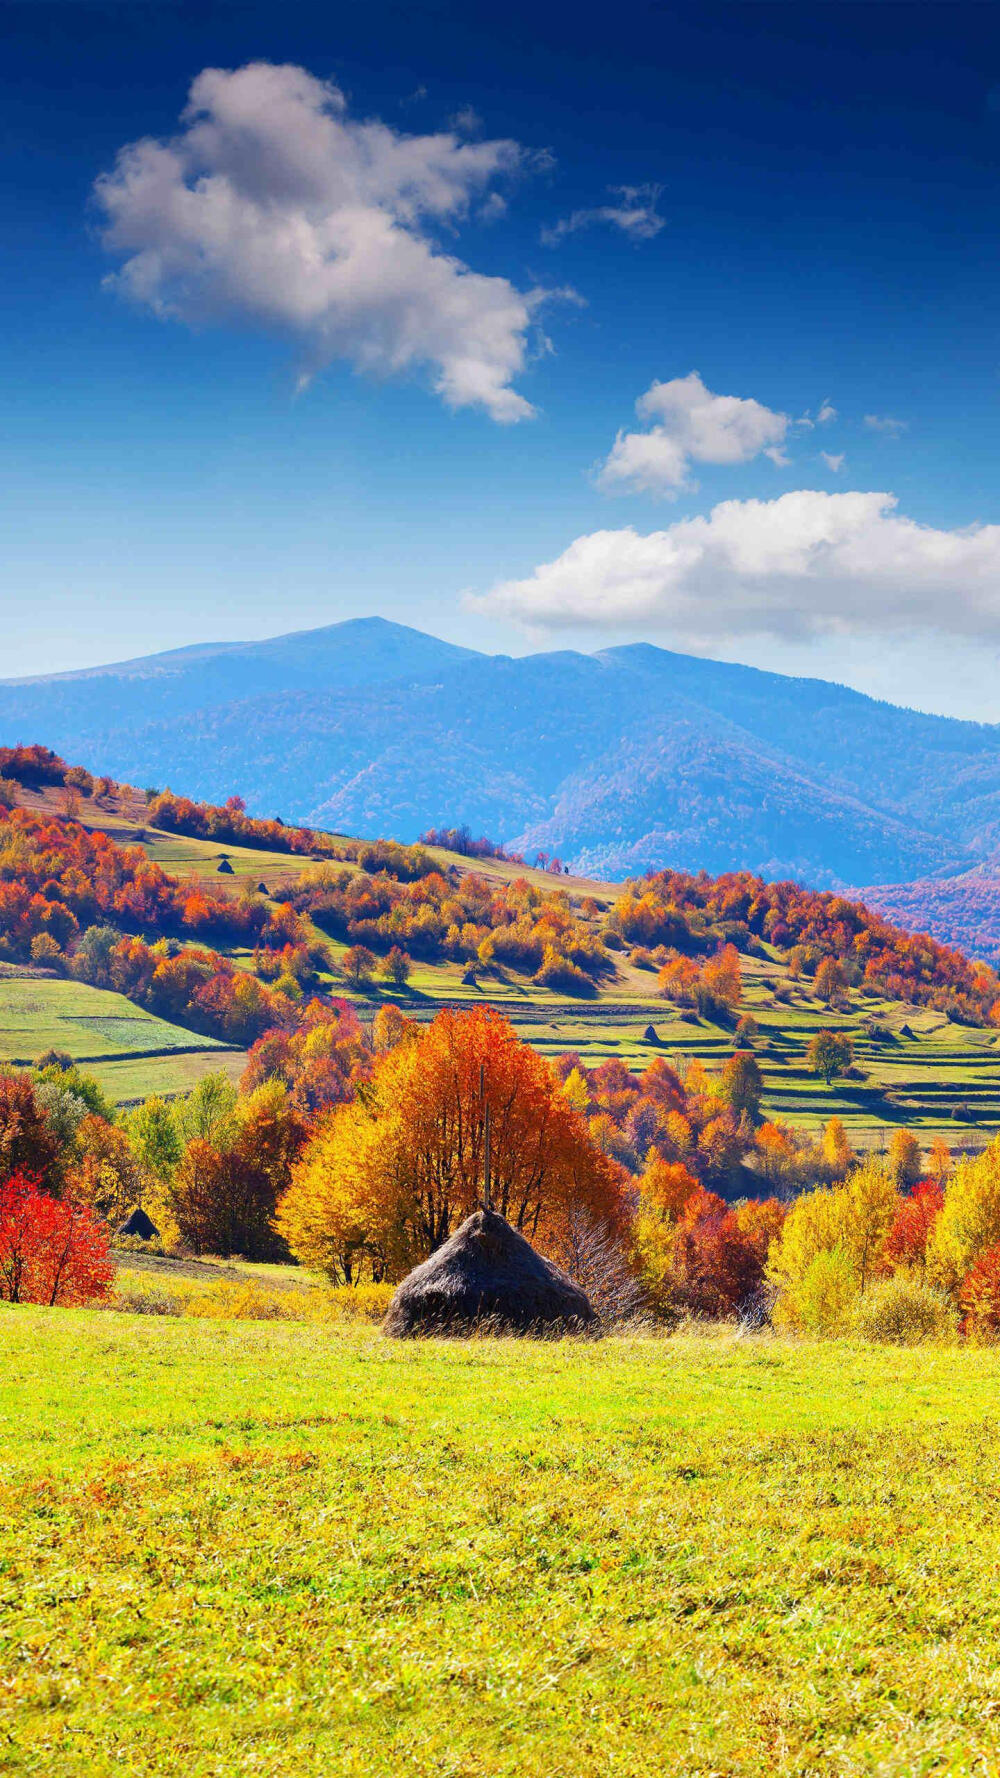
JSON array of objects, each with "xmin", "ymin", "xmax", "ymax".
[
  {"xmin": 821, "ymin": 1116, "xmax": 854, "ymax": 1181},
  {"xmin": 277, "ymin": 1007, "xmax": 626, "ymax": 1282},
  {"xmin": 815, "ymin": 957, "xmax": 847, "ymax": 1004},
  {"xmin": 719, "ymin": 1051, "xmax": 763, "ymax": 1120},
  {"xmin": 0, "ymin": 1174, "xmax": 114, "ymax": 1306},
  {"xmin": 372, "ymin": 1004, "xmax": 417, "ymax": 1053},
  {"xmin": 0, "ymin": 1070, "xmax": 61, "ymax": 1191},
  {"xmin": 698, "ymin": 943, "xmax": 742, "ymax": 1016},
  {"xmin": 168, "ymin": 1081, "xmax": 306, "ymax": 1260},
  {"xmin": 883, "ymin": 1178, "xmax": 944, "ymax": 1274},
  {"xmin": 887, "ymin": 1128, "xmax": 922, "ymax": 1189},
  {"xmin": 339, "ymin": 944, "xmax": 376, "ymax": 987},
  {"xmin": 767, "ymin": 1158, "xmax": 899, "ymax": 1330},
  {"xmin": 806, "ymin": 1030, "xmax": 853, "ymax": 1086},
  {"xmin": 926, "ymin": 1138, "xmax": 1000, "ymax": 1292},
  {"xmin": 380, "ymin": 946, "xmax": 411, "ymax": 987},
  {"xmin": 68, "ymin": 1116, "xmax": 147, "ymax": 1225}
]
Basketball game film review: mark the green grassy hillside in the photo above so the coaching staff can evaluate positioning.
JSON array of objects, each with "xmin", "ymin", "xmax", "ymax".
[
  {"xmin": 6, "ymin": 1307, "xmax": 1000, "ymax": 1776},
  {"xmin": 0, "ymin": 970, "xmax": 244, "ymax": 1102},
  {"xmin": 11, "ymin": 777, "xmax": 1000, "ymax": 1138}
]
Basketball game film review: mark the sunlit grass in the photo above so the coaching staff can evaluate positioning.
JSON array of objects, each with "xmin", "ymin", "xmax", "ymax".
[{"xmin": 5, "ymin": 1309, "xmax": 1000, "ymax": 1774}]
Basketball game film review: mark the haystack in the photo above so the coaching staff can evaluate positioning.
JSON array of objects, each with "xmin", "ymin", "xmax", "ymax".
[
  {"xmin": 384, "ymin": 1208, "xmax": 596, "ymax": 1338},
  {"xmin": 216, "ymin": 857, "xmax": 234, "ymax": 876},
  {"xmin": 118, "ymin": 1206, "xmax": 159, "ymax": 1242}
]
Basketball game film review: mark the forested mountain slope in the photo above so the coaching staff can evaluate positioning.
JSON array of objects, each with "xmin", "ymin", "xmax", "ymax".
[{"xmin": 5, "ymin": 618, "xmax": 1000, "ymax": 888}]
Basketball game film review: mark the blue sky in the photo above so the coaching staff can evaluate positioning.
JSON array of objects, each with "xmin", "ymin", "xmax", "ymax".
[{"xmin": 5, "ymin": 0, "xmax": 1000, "ymax": 717}]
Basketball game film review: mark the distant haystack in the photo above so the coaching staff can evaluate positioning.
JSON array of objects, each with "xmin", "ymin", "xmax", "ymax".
[
  {"xmin": 216, "ymin": 857, "xmax": 234, "ymax": 875},
  {"xmin": 118, "ymin": 1207, "xmax": 159, "ymax": 1242},
  {"xmin": 256, "ymin": 881, "xmax": 269, "ymax": 895},
  {"xmin": 384, "ymin": 1208, "xmax": 597, "ymax": 1338}
]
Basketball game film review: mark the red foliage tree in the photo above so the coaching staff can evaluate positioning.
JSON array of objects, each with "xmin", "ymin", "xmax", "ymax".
[
  {"xmin": 959, "ymin": 1242, "xmax": 1000, "ymax": 1336},
  {"xmin": 882, "ymin": 1177, "xmax": 944, "ymax": 1273},
  {"xmin": 0, "ymin": 1173, "xmax": 114, "ymax": 1305},
  {"xmin": 0, "ymin": 1070, "xmax": 61, "ymax": 1191}
]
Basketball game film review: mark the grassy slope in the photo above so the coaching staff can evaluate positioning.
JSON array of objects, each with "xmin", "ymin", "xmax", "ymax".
[
  {"xmin": 13, "ymin": 782, "xmax": 1000, "ymax": 1136},
  {"xmin": 0, "ymin": 971, "xmax": 244, "ymax": 1102},
  {"xmin": 4, "ymin": 1307, "xmax": 1000, "ymax": 1775}
]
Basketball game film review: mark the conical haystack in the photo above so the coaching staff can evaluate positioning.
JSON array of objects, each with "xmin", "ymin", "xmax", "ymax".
[
  {"xmin": 117, "ymin": 1206, "xmax": 159, "ymax": 1241},
  {"xmin": 384, "ymin": 1208, "xmax": 597, "ymax": 1338}
]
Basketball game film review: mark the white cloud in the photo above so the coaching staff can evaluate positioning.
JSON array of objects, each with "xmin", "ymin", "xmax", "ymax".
[
  {"xmin": 817, "ymin": 400, "xmax": 837, "ymax": 424},
  {"xmin": 864, "ymin": 413, "xmax": 907, "ymax": 436},
  {"xmin": 541, "ymin": 183, "xmax": 664, "ymax": 246},
  {"xmin": 598, "ymin": 371, "xmax": 790, "ymax": 497},
  {"xmin": 95, "ymin": 61, "xmax": 548, "ymax": 421},
  {"xmin": 471, "ymin": 489, "xmax": 1000, "ymax": 643},
  {"xmin": 821, "ymin": 451, "xmax": 845, "ymax": 472}
]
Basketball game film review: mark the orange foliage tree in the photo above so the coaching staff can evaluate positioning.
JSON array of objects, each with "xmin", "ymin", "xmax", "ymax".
[{"xmin": 278, "ymin": 1007, "xmax": 627, "ymax": 1282}]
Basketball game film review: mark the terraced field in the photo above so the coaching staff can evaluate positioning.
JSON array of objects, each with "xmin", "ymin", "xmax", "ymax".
[{"xmin": 11, "ymin": 779, "xmax": 1000, "ymax": 1141}]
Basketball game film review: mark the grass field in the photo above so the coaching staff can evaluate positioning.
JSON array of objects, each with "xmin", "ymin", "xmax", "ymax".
[
  {"xmin": 0, "ymin": 974, "xmax": 244, "ymax": 1103},
  {"xmin": 4, "ymin": 1307, "xmax": 1000, "ymax": 1775}
]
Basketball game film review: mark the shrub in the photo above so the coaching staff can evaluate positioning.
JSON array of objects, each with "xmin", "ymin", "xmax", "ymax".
[
  {"xmin": 774, "ymin": 1246, "xmax": 859, "ymax": 1336},
  {"xmin": 534, "ymin": 945, "xmax": 594, "ymax": 995},
  {"xmin": 853, "ymin": 1274, "xmax": 958, "ymax": 1345}
]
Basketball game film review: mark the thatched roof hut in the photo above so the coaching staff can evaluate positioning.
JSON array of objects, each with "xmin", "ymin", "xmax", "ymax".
[
  {"xmin": 383, "ymin": 1208, "xmax": 597, "ymax": 1338},
  {"xmin": 118, "ymin": 1206, "xmax": 159, "ymax": 1242}
]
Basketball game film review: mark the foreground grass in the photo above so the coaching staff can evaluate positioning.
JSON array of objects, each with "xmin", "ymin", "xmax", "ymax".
[{"xmin": 4, "ymin": 1313, "xmax": 1000, "ymax": 1775}]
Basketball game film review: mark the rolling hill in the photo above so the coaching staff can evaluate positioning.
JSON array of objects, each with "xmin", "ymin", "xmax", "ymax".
[
  {"xmin": 4, "ymin": 761, "xmax": 1000, "ymax": 1142},
  {"xmin": 6, "ymin": 618, "xmax": 1000, "ymax": 894}
]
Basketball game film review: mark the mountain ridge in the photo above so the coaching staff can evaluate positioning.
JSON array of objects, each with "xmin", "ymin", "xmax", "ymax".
[{"xmin": 3, "ymin": 616, "xmax": 1000, "ymax": 890}]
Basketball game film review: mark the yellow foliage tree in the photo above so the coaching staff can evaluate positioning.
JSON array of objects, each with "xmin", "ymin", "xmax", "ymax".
[
  {"xmin": 372, "ymin": 1004, "xmax": 417, "ymax": 1053},
  {"xmin": 821, "ymin": 1116, "xmax": 854, "ymax": 1181},
  {"xmin": 768, "ymin": 1157, "xmax": 899, "ymax": 1331},
  {"xmin": 926, "ymin": 1138, "xmax": 1000, "ymax": 1293},
  {"xmin": 887, "ymin": 1128, "xmax": 922, "ymax": 1188},
  {"xmin": 561, "ymin": 1067, "xmax": 590, "ymax": 1115}
]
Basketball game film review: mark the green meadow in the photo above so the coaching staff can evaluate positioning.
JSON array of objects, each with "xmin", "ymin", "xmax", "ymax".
[
  {"xmin": 0, "ymin": 974, "xmax": 243, "ymax": 1103},
  {"xmin": 4, "ymin": 1307, "xmax": 1000, "ymax": 1776}
]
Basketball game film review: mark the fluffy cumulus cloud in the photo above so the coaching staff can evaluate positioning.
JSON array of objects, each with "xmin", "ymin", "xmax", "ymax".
[
  {"xmin": 541, "ymin": 183, "xmax": 664, "ymax": 246},
  {"xmin": 472, "ymin": 490, "xmax": 1000, "ymax": 643},
  {"xmin": 598, "ymin": 372, "xmax": 790, "ymax": 496},
  {"xmin": 95, "ymin": 62, "xmax": 546, "ymax": 420}
]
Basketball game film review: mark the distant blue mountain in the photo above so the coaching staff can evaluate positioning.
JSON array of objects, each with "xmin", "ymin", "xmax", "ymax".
[{"xmin": 4, "ymin": 616, "xmax": 1000, "ymax": 888}]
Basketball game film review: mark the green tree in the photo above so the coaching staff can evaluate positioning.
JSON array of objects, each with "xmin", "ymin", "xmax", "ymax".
[
  {"xmin": 175, "ymin": 1072, "xmax": 238, "ymax": 1149},
  {"xmin": 125, "ymin": 1096, "xmax": 183, "ymax": 1183}
]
